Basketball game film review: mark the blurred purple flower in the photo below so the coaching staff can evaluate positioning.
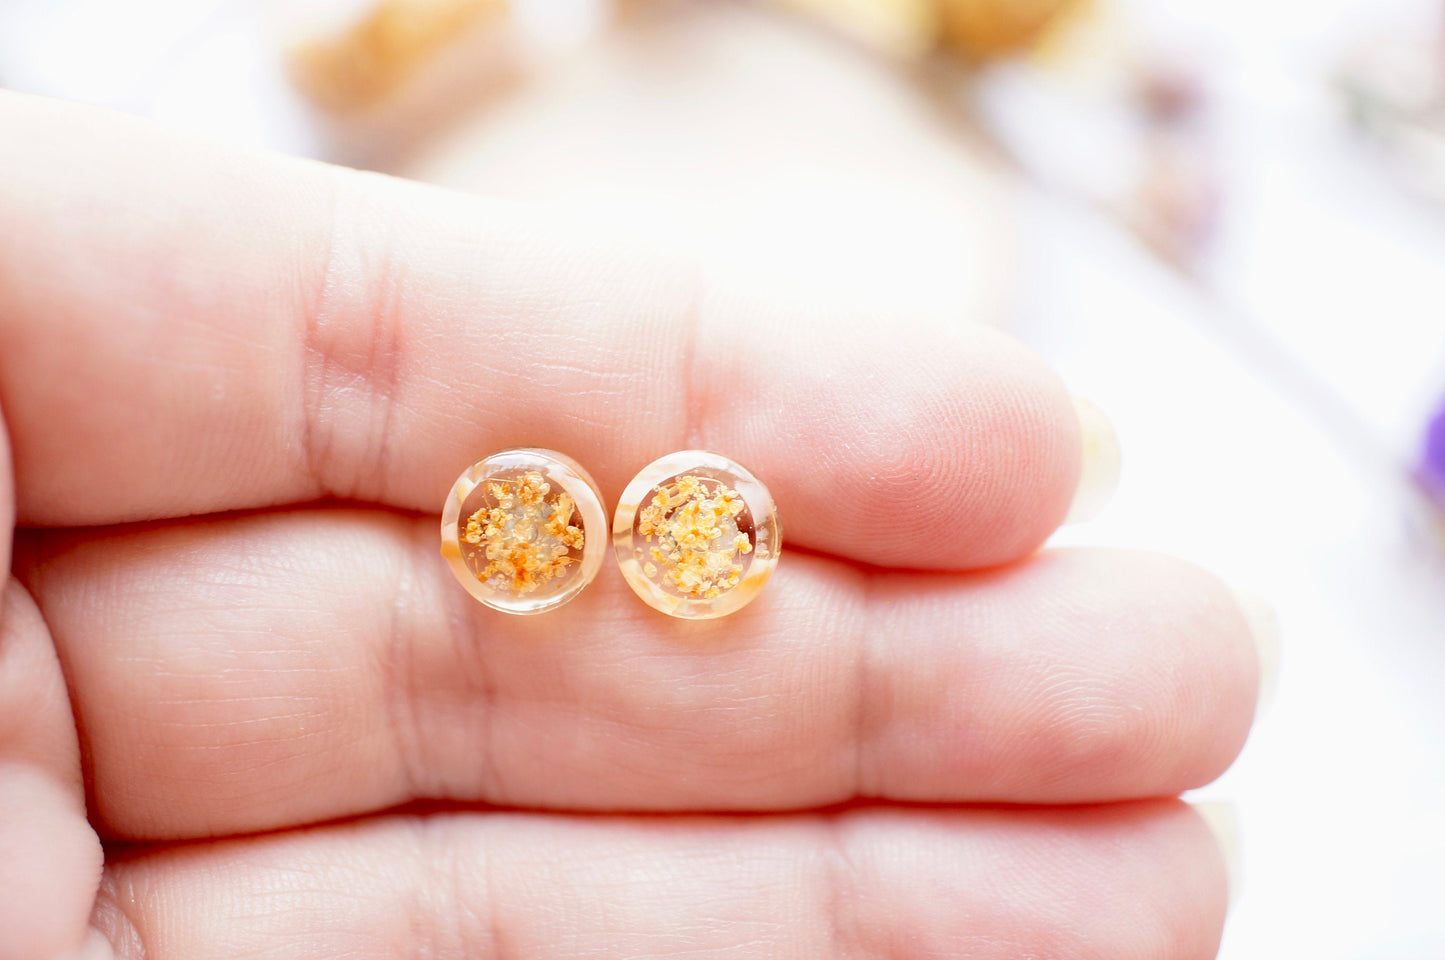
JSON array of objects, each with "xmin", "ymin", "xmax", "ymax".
[{"xmin": 1424, "ymin": 398, "xmax": 1445, "ymax": 504}]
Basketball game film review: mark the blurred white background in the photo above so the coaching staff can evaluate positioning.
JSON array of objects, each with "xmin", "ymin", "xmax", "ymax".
[{"xmin": 3, "ymin": 0, "xmax": 1444, "ymax": 956}]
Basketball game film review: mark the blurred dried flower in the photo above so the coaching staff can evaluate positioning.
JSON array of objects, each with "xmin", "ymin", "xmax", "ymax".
[
  {"xmin": 1134, "ymin": 57, "xmax": 1205, "ymax": 125},
  {"xmin": 1337, "ymin": 24, "xmax": 1445, "ymax": 202},
  {"xmin": 1128, "ymin": 132, "xmax": 1219, "ymax": 266},
  {"xmin": 772, "ymin": 0, "xmax": 940, "ymax": 58},
  {"xmin": 291, "ymin": 0, "xmax": 507, "ymax": 112},
  {"xmin": 1423, "ymin": 398, "xmax": 1445, "ymax": 508},
  {"xmin": 936, "ymin": 0, "xmax": 1083, "ymax": 60}
]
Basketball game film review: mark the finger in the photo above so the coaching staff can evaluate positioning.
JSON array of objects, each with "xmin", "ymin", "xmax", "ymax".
[
  {"xmin": 0, "ymin": 90, "xmax": 1082, "ymax": 569},
  {"xmin": 0, "ymin": 408, "xmax": 104, "ymax": 960},
  {"xmin": 0, "ymin": 579, "xmax": 104, "ymax": 960},
  {"xmin": 93, "ymin": 802, "xmax": 1229, "ymax": 960},
  {"xmin": 22, "ymin": 509, "xmax": 1259, "ymax": 840}
]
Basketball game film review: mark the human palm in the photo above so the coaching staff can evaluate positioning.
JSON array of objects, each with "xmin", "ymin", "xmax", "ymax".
[{"xmin": 0, "ymin": 91, "xmax": 1258, "ymax": 960}]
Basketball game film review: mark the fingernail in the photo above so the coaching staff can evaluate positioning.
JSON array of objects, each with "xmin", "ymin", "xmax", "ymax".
[
  {"xmin": 1232, "ymin": 589, "xmax": 1281, "ymax": 717},
  {"xmin": 1066, "ymin": 395, "xmax": 1122, "ymax": 523},
  {"xmin": 1193, "ymin": 800, "xmax": 1242, "ymax": 905},
  {"xmin": 50, "ymin": 929, "xmax": 116, "ymax": 960}
]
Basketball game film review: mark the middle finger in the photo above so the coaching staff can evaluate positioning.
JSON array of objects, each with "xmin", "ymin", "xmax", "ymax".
[{"xmin": 21, "ymin": 508, "xmax": 1259, "ymax": 841}]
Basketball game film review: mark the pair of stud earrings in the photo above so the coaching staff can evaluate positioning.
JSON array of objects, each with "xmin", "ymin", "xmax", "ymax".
[{"xmin": 439, "ymin": 448, "xmax": 781, "ymax": 620}]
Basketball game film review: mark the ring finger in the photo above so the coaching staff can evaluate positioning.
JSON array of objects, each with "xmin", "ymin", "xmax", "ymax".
[
  {"xmin": 93, "ymin": 801, "xmax": 1232, "ymax": 960},
  {"xmin": 20, "ymin": 508, "xmax": 1262, "ymax": 841}
]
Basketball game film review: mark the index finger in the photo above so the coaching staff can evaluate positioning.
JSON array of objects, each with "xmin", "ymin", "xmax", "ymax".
[{"xmin": 0, "ymin": 91, "xmax": 1085, "ymax": 569}]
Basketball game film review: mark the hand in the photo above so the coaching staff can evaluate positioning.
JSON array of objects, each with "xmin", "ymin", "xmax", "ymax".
[{"xmin": 0, "ymin": 90, "xmax": 1260, "ymax": 960}]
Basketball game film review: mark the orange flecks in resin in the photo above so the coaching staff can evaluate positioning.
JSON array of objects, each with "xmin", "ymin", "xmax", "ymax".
[
  {"xmin": 613, "ymin": 451, "xmax": 781, "ymax": 620},
  {"xmin": 441, "ymin": 449, "xmax": 606, "ymax": 615},
  {"xmin": 461, "ymin": 472, "xmax": 585, "ymax": 595},
  {"xmin": 637, "ymin": 475, "xmax": 751, "ymax": 601}
]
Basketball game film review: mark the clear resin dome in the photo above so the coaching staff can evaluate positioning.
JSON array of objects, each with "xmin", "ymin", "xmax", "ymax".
[
  {"xmin": 612, "ymin": 450, "xmax": 780, "ymax": 619},
  {"xmin": 441, "ymin": 449, "xmax": 607, "ymax": 614}
]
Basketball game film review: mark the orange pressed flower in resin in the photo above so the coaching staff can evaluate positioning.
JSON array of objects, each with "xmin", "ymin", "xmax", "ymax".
[
  {"xmin": 613, "ymin": 451, "xmax": 780, "ymax": 619},
  {"xmin": 440, "ymin": 449, "xmax": 607, "ymax": 614}
]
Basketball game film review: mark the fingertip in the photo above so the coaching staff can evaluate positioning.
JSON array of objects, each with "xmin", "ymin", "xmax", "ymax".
[
  {"xmin": 0, "ymin": 764, "xmax": 103, "ymax": 960},
  {"xmin": 713, "ymin": 320, "xmax": 1086, "ymax": 570},
  {"xmin": 1230, "ymin": 588, "xmax": 1281, "ymax": 718},
  {"xmin": 941, "ymin": 328, "xmax": 1086, "ymax": 566}
]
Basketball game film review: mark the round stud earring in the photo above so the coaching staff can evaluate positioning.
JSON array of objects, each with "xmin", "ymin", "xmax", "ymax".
[
  {"xmin": 440, "ymin": 448, "xmax": 607, "ymax": 614},
  {"xmin": 612, "ymin": 450, "xmax": 781, "ymax": 619}
]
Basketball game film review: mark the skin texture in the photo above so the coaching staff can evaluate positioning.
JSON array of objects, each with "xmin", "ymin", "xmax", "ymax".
[
  {"xmin": 24, "ymin": 517, "xmax": 1254, "ymax": 839},
  {"xmin": 0, "ymin": 90, "xmax": 1253, "ymax": 959}
]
